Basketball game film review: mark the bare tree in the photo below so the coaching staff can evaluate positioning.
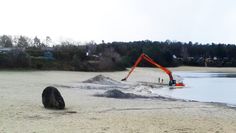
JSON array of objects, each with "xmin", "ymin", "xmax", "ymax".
[
  {"xmin": 33, "ymin": 36, "xmax": 41, "ymax": 47},
  {"xmin": 0, "ymin": 35, "xmax": 13, "ymax": 47},
  {"xmin": 45, "ymin": 36, "xmax": 52, "ymax": 46},
  {"xmin": 17, "ymin": 36, "xmax": 30, "ymax": 48}
]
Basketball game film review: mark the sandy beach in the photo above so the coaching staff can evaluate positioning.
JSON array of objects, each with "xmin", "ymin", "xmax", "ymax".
[{"xmin": 1, "ymin": 67, "xmax": 236, "ymax": 133}]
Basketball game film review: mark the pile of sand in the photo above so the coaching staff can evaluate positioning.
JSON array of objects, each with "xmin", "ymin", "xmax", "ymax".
[
  {"xmin": 55, "ymin": 74, "xmax": 166, "ymax": 95},
  {"xmin": 72, "ymin": 75, "xmax": 129, "ymax": 90},
  {"xmin": 79, "ymin": 75, "xmax": 167, "ymax": 93},
  {"xmin": 94, "ymin": 89, "xmax": 181, "ymax": 101},
  {"xmin": 81, "ymin": 75, "xmax": 168, "ymax": 99},
  {"xmin": 82, "ymin": 75, "xmax": 122, "ymax": 85}
]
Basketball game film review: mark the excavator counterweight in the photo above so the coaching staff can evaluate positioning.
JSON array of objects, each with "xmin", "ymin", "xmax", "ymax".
[{"xmin": 121, "ymin": 53, "xmax": 185, "ymax": 87}]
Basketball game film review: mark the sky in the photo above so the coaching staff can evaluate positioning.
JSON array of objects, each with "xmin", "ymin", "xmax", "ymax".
[{"xmin": 0, "ymin": 0, "xmax": 236, "ymax": 44}]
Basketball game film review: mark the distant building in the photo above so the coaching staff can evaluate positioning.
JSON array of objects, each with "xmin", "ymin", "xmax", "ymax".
[
  {"xmin": 41, "ymin": 47, "xmax": 54, "ymax": 51},
  {"xmin": 0, "ymin": 48, "xmax": 12, "ymax": 54},
  {"xmin": 0, "ymin": 47, "xmax": 25, "ymax": 54},
  {"xmin": 43, "ymin": 51, "xmax": 55, "ymax": 60}
]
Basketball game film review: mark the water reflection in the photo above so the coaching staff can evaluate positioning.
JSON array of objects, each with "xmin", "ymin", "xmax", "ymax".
[
  {"xmin": 211, "ymin": 73, "xmax": 236, "ymax": 78},
  {"xmin": 152, "ymin": 72, "xmax": 236, "ymax": 105}
]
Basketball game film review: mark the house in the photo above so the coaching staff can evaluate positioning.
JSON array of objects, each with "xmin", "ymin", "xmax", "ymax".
[
  {"xmin": 0, "ymin": 47, "xmax": 25, "ymax": 54},
  {"xmin": 0, "ymin": 47, "xmax": 13, "ymax": 54}
]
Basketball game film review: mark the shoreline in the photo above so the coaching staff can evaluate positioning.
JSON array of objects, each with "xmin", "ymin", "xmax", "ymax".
[{"xmin": 91, "ymin": 85, "xmax": 236, "ymax": 110}]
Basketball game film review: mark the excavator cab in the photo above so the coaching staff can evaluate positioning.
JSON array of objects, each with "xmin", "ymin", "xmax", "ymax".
[
  {"xmin": 169, "ymin": 80, "xmax": 176, "ymax": 86},
  {"xmin": 121, "ymin": 53, "xmax": 185, "ymax": 87}
]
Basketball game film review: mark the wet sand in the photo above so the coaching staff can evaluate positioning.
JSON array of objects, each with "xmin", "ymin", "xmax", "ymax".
[{"xmin": 1, "ymin": 67, "xmax": 236, "ymax": 133}]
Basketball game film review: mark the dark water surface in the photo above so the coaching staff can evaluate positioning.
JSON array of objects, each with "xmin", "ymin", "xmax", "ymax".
[{"xmin": 152, "ymin": 72, "xmax": 236, "ymax": 105}]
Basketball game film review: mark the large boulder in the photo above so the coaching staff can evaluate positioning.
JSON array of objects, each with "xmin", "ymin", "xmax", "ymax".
[{"xmin": 42, "ymin": 86, "xmax": 65, "ymax": 109}]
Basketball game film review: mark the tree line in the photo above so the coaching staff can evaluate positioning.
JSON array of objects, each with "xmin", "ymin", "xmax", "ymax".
[{"xmin": 0, "ymin": 35, "xmax": 236, "ymax": 71}]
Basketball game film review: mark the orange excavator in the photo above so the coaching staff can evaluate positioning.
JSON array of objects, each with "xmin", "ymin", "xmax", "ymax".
[{"xmin": 121, "ymin": 53, "xmax": 185, "ymax": 87}]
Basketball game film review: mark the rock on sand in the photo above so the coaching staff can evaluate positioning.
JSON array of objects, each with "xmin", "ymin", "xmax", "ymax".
[{"xmin": 42, "ymin": 86, "xmax": 65, "ymax": 109}]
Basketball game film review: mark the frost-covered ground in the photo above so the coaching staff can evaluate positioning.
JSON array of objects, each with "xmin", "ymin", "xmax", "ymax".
[{"xmin": 1, "ymin": 67, "xmax": 236, "ymax": 133}]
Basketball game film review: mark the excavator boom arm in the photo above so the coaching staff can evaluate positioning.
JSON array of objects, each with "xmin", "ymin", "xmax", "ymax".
[{"xmin": 122, "ymin": 53, "xmax": 173, "ymax": 81}]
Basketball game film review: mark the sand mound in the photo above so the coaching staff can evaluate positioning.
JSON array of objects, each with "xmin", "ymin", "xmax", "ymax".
[
  {"xmin": 94, "ymin": 89, "xmax": 146, "ymax": 99},
  {"xmin": 80, "ymin": 75, "xmax": 165, "ymax": 91},
  {"xmin": 82, "ymin": 75, "xmax": 122, "ymax": 85},
  {"xmin": 94, "ymin": 89, "xmax": 180, "ymax": 100}
]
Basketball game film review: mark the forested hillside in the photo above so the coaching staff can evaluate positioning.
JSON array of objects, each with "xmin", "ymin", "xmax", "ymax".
[{"xmin": 0, "ymin": 35, "xmax": 236, "ymax": 71}]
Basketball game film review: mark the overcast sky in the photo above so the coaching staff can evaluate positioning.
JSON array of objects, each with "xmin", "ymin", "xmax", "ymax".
[{"xmin": 0, "ymin": 0, "xmax": 236, "ymax": 44}]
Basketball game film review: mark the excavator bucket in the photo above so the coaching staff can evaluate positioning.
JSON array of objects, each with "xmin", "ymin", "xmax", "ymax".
[{"xmin": 121, "ymin": 78, "xmax": 127, "ymax": 81}]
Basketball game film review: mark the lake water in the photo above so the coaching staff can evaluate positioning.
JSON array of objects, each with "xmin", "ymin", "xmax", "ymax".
[{"xmin": 152, "ymin": 72, "xmax": 236, "ymax": 105}]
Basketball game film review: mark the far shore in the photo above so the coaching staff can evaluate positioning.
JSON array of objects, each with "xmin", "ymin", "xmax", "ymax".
[
  {"xmin": 1, "ymin": 66, "xmax": 236, "ymax": 73},
  {"xmin": 169, "ymin": 66, "xmax": 236, "ymax": 73}
]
